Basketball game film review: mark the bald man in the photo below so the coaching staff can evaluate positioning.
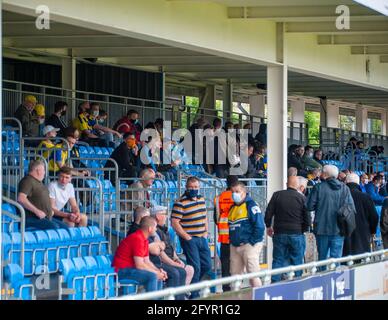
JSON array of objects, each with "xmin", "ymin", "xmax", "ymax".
[{"xmin": 265, "ymin": 175, "xmax": 311, "ymax": 283}]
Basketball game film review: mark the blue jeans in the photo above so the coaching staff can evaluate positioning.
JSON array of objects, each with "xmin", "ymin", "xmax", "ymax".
[
  {"xmin": 117, "ymin": 268, "xmax": 159, "ymax": 292},
  {"xmin": 180, "ymin": 236, "xmax": 212, "ymax": 299},
  {"xmin": 26, "ymin": 216, "xmax": 69, "ymax": 230},
  {"xmin": 316, "ymin": 235, "xmax": 344, "ymax": 271},
  {"xmin": 161, "ymin": 263, "xmax": 186, "ymax": 300},
  {"xmin": 271, "ymin": 234, "xmax": 306, "ymax": 282}
]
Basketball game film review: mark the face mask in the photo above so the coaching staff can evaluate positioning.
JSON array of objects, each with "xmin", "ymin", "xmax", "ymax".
[
  {"xmin": 308, "ymin": 152, "xmax": 313, "ymax": 158},
  {"xmin": 364, "ymin": 179, "xmax": 369, "ymax": 184},
  {"xmin": 61, "ymin": 110, "xmax": 67, "ymax": 116},
  {"xmin": 39, "ymin": 118, "xmax": 45, "ymax": 125},
  {"xmin": 92, "ymin": 111, "xmax": 99, "ymax": 117},
  {"xmin": 232, "ymin": 192, "xmax": 243, "ymax": 204},
  {"xmin": 126, "ymin": 139, "xmax": 136, "ymax": 149},
  {"xmin": 131, "ymin": 119, "xmax": 138, "ymax": 124},
  {"xmin": 186, "ymin": 189, "xmax": 199, "ymax": 199},
  {"xmin": 98, "ymin": 119, "xmax": 105, "ymax": 125}
]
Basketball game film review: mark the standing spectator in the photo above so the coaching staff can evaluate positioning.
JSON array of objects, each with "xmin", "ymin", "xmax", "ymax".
[
  {"xmin": 360, "ymin": 173, "xmax": 369, "ymax": 193},
  {"xmin": 307, "ymin": 165, "xmax": 356, "ymax": 262},
  {"xmin": 14, "ymin": 95, "xmax": 40, "ymax": 142},
  {"xmin": 365, "ymin": 175, "xmax": 387, "ymax": 205},
  {"xmin": 288, "ymin": 167, "xmax": 298, "ymax": 177},
  {"xmin": 287, "ymin": 145, "xmax": 306, "ymax": 176},
  {"xmin": 154, "ymin": 206, "xmax": 194, "ymax": 287},
  {"xmin": 228, "ymin": 181, "xmax": 265, "ymax": 287},
  {"xmin": 112, "ymin": 216, "xmax": 167, "ymax": 293},
  {"xmin": 127, "ymin": 168, "xmax": 156, "ymax": 211},
  {"xmin": 17, "ymin": 160, "xmax": 67, "ymax": 230},
  {"xmin": 313, "ymin": 149, "xmax": 324, "ymax": 166},
  {"xmin": 46, "ymin": 101, "xmax": 68, "ymax": 137},
  {"xmin": 214, "ymin": 175, "xmax": 238, "ymax": 292},
  {"xmin": 113, "ymin": 109, "xmax": 143, "ymax": 141},
  {"xmin": 104, "ymin": 132, "xmax": 139, "ymax": 185},
  {"xmin": 343, "ymin": 173, "xmax": 378, "ymax": 256},
  {"xmin": 48, "ymin": 167, "xmax": 88, "ymax": 227},
  {"xmin": 265, "ymin": 176, "xmax": 310, "ymax": 282},
  {"xmin": 34, "ymin": 104, "xmax": 46, "ymax": 136},
  {"xmin": 380, "ymin": 200, "xmax": 388, "ymax": 249},
  {"xmin": 302, "ymin": 146, "xmax": 322, "ymax": 170},
  {"xmin": 171, "ymin": 176, "xmax": 211, "ymax": 299}
]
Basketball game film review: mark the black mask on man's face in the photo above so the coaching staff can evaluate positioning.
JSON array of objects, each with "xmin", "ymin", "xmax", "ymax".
[{"xmin": 61, "ymin": 109, "xmax": 67, "ymax": 116}]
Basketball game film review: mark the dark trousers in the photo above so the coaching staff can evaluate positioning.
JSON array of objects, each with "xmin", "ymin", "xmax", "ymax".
[
  {"xmin": 26, "ymin": 216, "xmax": 69, "ymax": 230},
  {"xmin": 271, "ymin": 234, "xmax": 306, "ymax": 283},
  {"xmin": 161, "ymin": 263, "xmax": 186, "ymax": 300},
  {"xmin": 180, "ymin": 236, "xmax": 212, "ymax": 299},
  {"xmin": 220, "ymin": 243, "xmax": 231, "ymax": 292}
]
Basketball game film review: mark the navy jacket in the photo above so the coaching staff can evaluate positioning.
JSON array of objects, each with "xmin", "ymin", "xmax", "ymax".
[
  {"xmin": 365, "ymin": 183, "xmax": 386, "ymax": 205},
  {"xmin": 307, "ymin": 178, "xmax": 355, "ymax": 236}
]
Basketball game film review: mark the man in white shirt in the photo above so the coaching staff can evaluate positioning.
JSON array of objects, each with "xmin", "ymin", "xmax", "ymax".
[{"xmin": 48, "ymin": 166, "xmax": 87, "ymax": 227}]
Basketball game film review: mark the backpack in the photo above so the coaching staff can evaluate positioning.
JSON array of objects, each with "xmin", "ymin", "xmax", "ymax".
[{"xmin": 337, "ymin": 186, "xmax": 356, "ymax": 237}]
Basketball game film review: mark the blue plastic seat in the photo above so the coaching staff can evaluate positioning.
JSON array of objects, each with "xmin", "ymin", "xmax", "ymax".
[
  {"xmin": 56, "ymin": 228, "xmax": 71, "ymax": 261},
  {"xmin": 45, "ymin": 229, "xmax": 61, "ymax": 272},
  {"xmin": 3, "ymin": 264, "xmax": 33, "ymax": 300}
]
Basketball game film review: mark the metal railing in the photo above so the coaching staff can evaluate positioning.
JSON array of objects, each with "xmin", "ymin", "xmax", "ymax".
[
  {"xmin": 114, "ymin": 249, "xmax": 388, "ymax": 300},
  {"xmin": 2, "ymin": 196, "xmax": 26, "ymax": 272}
]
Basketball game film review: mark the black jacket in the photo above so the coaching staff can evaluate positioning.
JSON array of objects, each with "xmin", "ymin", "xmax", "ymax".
[
  {"xmin": 46, "ymin": 114, "xmax": 68, "ymax": 137},
  {"xmin": 265, "ymin": 187, "xmax": 310, "ymax": 234},
  {"xmin": 287, "ymin": 152, "xmax": 304, "ymax": 172},
  {"xmin": 343, "ymin": 183, "xmax": 379, "ymax": 256}
]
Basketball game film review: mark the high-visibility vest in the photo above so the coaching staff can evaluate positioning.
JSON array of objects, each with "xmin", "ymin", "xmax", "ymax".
[{"xmin": 214, "ymin": 190, "xmax": 234, "ymax": 244}]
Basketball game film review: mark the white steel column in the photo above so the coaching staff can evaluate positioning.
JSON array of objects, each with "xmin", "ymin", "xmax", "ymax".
[
  {"xmin": 249, "ymin": 94, "xmax": 265, "ymax": 137},
  {"xmin": 267, "ymin": 65, "xmax": 288, "ymax": 198},
  {"xmin": 326, "ymin": 104, "xmax": 339, "ymax": 128},
  {"xmin": 355, "ymin": 105, "xmax": 368, "ymax": 133},
  {"xmin": 223, "ymin": 79, "xmax": 233, "ymax": 121}
]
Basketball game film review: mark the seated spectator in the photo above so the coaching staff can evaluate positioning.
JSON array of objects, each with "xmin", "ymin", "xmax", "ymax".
[
  {"xmin": 360, "ymin": 173, "xmax": 369, "ymax": 193},
  {"xmin": 88, "ymin": 102, "xmax": 122, "ymax": 148},
  {"xmin": 243, "ymin": 123, "xmax": 255, "ymax": 146},
  {"xmin": 38, "ymin": 125, "xmax": 60, "ymax": 159},
  {"xmin": 255, "ymin": 144, "xmax": 267, "ymax": 176},
  {"xmin": 46, "ymin": 101, "xmax": 68, "ymax": 137},
  {"xmin": 48, "ymin": 166, "xmax": 87, "ymax": 227},
  {"xmin": 302, "ymin": 145, "xmax": 322, "ymax": 170},
  {"xmin": 112, "ymin": 216, "xmax": 167, "ymax": 293},
  {"xmin": 113, "ymin": 109, "xmax": 143, "ymax": 141},
  {"xmin": 255, "ymin": 123, "xmax": 267, "ymax": 146},
  {"xmin": 104, "ymin": 132, "xmax": 139, "ymax": 185},
  {"xmin": 63, "ymin": 129, "xmax": 90, "ymax": 177},
  {"xmin": 153, "ymin": 206, "xmax": 194, "ymax": 287},
  {"xmin": 17, "ymin": 160, "xmax": 68, "ymax": 230},
  {"xmin": 127, "ymin": 169, "xmax": 156, "ymax": 211},
  {"xmin": 147, "ymin": 206, "xmax": 188, "ymax": 300},
  {"xmin": 72, "ymin": 102, "xmax": 105, "ymax": 147},
  {"xmin": 245, "ymin": 144, "xmax": 258, "ymax": 178},
  {"xmin": 14, "ymin": 95, "xmax": 40, "ymax": 144},
  {"xmin": 287, "ymin": 145, "xmax": 307, "ymax": 176},
  {"xmin": 34, "ymin": 104, "xmax": 46, "ymax": 136},
  {"xmin": 127, "ymin": 207, "xmax": 150, "ymax": 235},
  {"xmin": 313, "ymin": 149, "xmax": 324, "ymax": 165},
  {"xmin": 365, "ymin": 175, "xmax": 387, "ymax": 205}
]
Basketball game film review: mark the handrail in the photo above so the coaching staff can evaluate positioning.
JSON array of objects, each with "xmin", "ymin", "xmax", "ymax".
[
  {"xmin": 2, "ymin": 196, "xmax": 26, "ymax": 273},
  {"xmin": 114, "ymin": 249, "xmax": 388, "ymax": 300}
]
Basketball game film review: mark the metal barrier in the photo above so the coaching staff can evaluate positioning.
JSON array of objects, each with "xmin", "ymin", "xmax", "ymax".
[
  {"xmin": 114, "ymin": 249, "xmax": 388, "ymax": 300},
  {"xmin": 2, "ymin": 196, "xmax": 26, "ymax": 273}
]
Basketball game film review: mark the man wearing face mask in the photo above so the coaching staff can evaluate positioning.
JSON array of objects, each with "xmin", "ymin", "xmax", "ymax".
[
  {"xmin": 113, "ymin": 109, "xmax": 143, "ymax": 142},
  {"xmin": 46, "ymin": 101, "xmax": 68, "ymax": 137},
  {"xmin": 365, "ymin": 175, "xmax": 388, "ymax": 205},
  {"xmin": 228, "ymin": 181, "xmax": 265, "ymax": 287},
  {"xmin": 302, "ymin": 146, "xmax": 322, "ymax": 171},
  {"xmin": 171, "ymin": 176, "xmax": 211, "ymax": 299},
  {"xmin": 34, "ymin": 104, "xmax": 46, "ymax": 136},
  {"xmin": 265, "ymin": 176, "xmax": 310, "ymax": 282},
  {"xmin": 15, "ymin": 95, "xmax": 40, "ymax": 144}
]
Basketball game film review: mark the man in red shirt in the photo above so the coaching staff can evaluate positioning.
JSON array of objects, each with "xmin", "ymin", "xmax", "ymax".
[{"xmin": 112, "ymin": 216, "xmax": 167, "ymax": 292}]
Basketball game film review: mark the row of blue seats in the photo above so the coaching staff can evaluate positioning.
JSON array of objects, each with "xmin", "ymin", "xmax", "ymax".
[
  {"xmin": 3, "ymin": 264, "xmax": 34, "ymax": 300},
  {"xmin": 59, "ymin": 255, "xmax": 132, "ymax": 300},
  {"xmin": 78, "ymin": 146, "xmax": 114, "ymax": 158},
  {"xmin": 2, "ymin": 226, "xmax": 109, "ymax": 276}
]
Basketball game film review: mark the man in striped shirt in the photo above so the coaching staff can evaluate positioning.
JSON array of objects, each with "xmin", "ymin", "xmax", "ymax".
[{"xmin": 171, "ymin": 176, "xmax": 211, "ymax": 299}]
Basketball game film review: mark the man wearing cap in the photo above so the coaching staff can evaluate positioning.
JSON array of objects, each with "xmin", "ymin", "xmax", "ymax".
[
  {"xmin": 14, "ymin": 95, "xmax": 40, "ymax": 142},
  {"xmin": 213, "ymin": 175, "xmax": 238, "ymax": 292}
]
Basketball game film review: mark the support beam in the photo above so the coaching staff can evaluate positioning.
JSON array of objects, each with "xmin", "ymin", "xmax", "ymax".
[
  {"xmin": 318, "ymin": 34, "xmax": 388, "ymax": 45},
  {"xmin": 198, "ymin": 84, "xmax": 217, "ymax": 120},
  {"xmin": 267, "ymin": 65, "xmax": 288, "ymax": 196},
  {"xmin": 223, "ymin": 79, "xmax": 233, "ymax": 121},
  {"xmin": 228, "ymin": 5, "xmax": 380, "ymax": 21},
  {"xmin": 326, "ymin": 104, "xmax": 340, "ymax": 128},
  {"xmin": 351, "ymin": 45, "xmax": 388, "ymax": 55},
  {"xmin": 291, "ymin": 99, "xmax": 305, "ymax": 123},
  {"xmin": 249, "ymin": 94, "xmax": 265, "ymax": 136},
  {"xmin": 381, "ymin": 111, "xmax": 387, "ymax": 136},
  {"xmin": 385, "ymin": 112, "xmax": 388, "ymax": 136},
  {"xmin": 286, "ymin": 21, "xmax": 388, "ymax": 34},
  {"xmin": 355, "ymin": 105, "xmax": 368, "ymax": 133},
  {"xmin": 61, "ymin": 55, "xmax": 76, "ymax": 121}
]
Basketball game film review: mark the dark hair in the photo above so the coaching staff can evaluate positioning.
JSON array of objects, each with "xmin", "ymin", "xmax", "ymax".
[
  {"xmin": 54, "ymin": 101, "xmax": 68, "ymax": 113},
  {"xmin": 186, "ymin": 176, "xmax": 200, "ymax": 187},
  {"xmin": 356, "ymin": 141, "xmax": 364, "ymax": 146},
  {"xmin": 226, "ymin": 175, "xmax": 239, "ymax": 188},
  {"xmin": 305, "ymin": 145, "xmax": 313, "ymax": 152},
  {"xmin": 155, "ymin": 118, "xmax": 164, "ymax": 126},
  {"xmin": 99, "ymin": 109, "xmax": 107, "ymax": 117},
  {"xmin": 213, "ymin": 118, "xmax": 222, "ymax": 127},
  {"xmin": 123, "ymin": 132, "xmax": 135, "ymax": 140},
  {"xmin": 230, "ymin": 181, "xmax": 247, "ymax": 191},
  {"xmin": 58, "ymin": 166, "xmax": 72, "ymax": 176},
  {"xmin": 373, "ymin": 175, "xmax": 383, "ymax": 183},
  {"xmin": 90, "ymin": 102, "xmax": 100, "ymax": 108},
  {"xmin": 127, "ymin": 109, "xmax": 139, "ymax": 117}
]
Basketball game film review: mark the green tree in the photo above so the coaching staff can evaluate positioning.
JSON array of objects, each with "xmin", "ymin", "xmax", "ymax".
[{"xmin": 304, "ymin": 111, "xmax": 320, "ymax": 146}]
